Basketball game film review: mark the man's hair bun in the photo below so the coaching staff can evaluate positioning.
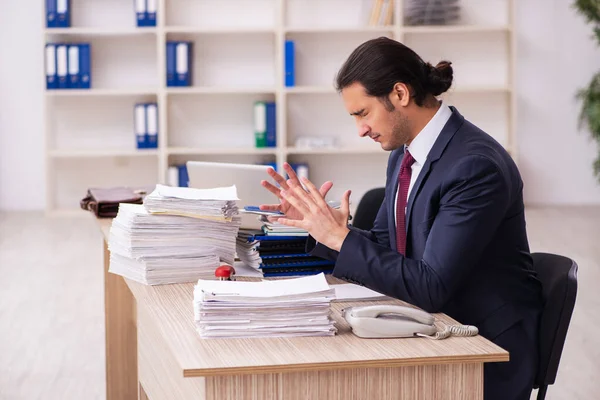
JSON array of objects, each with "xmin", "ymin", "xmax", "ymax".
[{"xmin": 425, "ymin": 60, "xmax": 453, "ymax": 96}]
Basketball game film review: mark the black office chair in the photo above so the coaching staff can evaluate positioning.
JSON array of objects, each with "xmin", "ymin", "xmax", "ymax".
[
  {"xmin": 531, "ymin": 252, "xmax": 578, "ymax": 400},
  {"xmin": 351, "ymin": 187, "xmax": 385, "ymax": 231}
]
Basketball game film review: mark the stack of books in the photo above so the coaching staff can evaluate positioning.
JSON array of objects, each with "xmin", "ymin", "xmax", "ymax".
[
  {"xmin": 107, "ymin": 184, "xmax": 242, "ymax": 285},
  {"xmin": 193, "ymin": 273, "xmax": 337, "ymax": 339},
  {"xmin": 404, "ymin": 0, "xmax": 461, "ymax": 26}
]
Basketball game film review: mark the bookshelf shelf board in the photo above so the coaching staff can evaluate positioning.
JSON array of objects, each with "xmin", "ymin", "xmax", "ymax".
[
  {"xmin": 168, "ymin": 147, "xmax": 278, "ymax": 156},
  {"xmin": 403, "ymin": 25, "xmax": 511, "ymax": 34},
  {"xmin": 165, "ymin": 26, "xmax": 275, "ymax": 34},
  {"xmin": 284, "ymin": 26, "xmax": 395, "ymax": 34},
  {"xmin": 45, "ymin": 88, "xmax": 158, "ymax": 97},
  {"xmin": 50, "ymin": 149, "xmax": 159, "ymax": 158},
  {"xmin": 285, "ymin": 86, "xmax": 337, "ymax": 94},
  {"xmin": 44, "ymin": 27, "xmax": 157, "ymax": 36},
  {"xmin": 167, "ymin": 87, "xmax": 277, "ymax": 95},
  {"xmin": 286, "ymin": 147, "xmax": 386, "ymax": 155}
]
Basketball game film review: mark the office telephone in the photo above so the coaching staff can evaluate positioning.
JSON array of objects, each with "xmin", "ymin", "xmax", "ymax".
[{"xmin": 342, "ymin": 305, "xmax": 479, "ymax": 340}]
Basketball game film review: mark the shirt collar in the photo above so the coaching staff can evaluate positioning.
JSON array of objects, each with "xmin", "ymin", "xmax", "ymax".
[{"xmin": 405, "ymin": 101, "xmax": 452, "ymax": 165}]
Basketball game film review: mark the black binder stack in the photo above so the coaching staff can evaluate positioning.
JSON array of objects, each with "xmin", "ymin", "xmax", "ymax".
[{"xmin": 236, "ymin": 230, "xmax": 335, "ymax": 278}]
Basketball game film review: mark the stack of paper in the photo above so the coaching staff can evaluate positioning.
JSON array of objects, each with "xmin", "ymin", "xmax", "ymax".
[
  {"xmin": 107, "ymin": 184, "xmax": 242, "ymax": 285},
  {"xmin": 258, "ymin": 215, "xmax": 309, "ymax": 237},
  {"xmin": 193, "ymin": 273, "xmax": 337, "ymax": 338},
  {"xmin": 143, "ymin": 184, "xmax": 240, "ymax": 220}
]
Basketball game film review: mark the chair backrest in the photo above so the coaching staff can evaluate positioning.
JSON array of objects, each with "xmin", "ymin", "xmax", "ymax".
[
  {"xmin": 352, "ymin": 187, "xmax": 385, "ymax": 231},
  {"xmin": 531, "ymin": 252, "xmax": 578, "ymax": 387}
]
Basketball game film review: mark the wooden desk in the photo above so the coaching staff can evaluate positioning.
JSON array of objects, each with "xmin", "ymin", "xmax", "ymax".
[{"xmin": 98, "ymin": 218, "xmax": 508, "ymax": 400}]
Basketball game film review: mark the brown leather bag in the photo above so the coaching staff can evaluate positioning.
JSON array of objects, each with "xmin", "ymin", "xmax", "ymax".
[{"xmin": 80, "ymin": 186, "xmax": 153, "ymax": 218}]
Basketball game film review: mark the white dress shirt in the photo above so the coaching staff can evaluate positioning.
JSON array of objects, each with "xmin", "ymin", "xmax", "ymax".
[{"xmin": 394, "ymin": 101, "xmax": 452, "ymax": 228}]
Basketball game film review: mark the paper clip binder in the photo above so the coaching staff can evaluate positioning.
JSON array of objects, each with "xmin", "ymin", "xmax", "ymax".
[
  {"xmin": 78, "ymin": 43, "xmax": 91, "ymax": 89},
  {"xmin": 147, "ymin": 0, "xmax": 157, "ymax": 26},
  {"xmin": 146, "ymin": 103, "xmax": 158, "ymax": 149},
  {"xmin": 166, "ymin": 42, "xmax": 176, "ymax": 87},
  {"xmin": 56, "ymin": 0, "xmax": 70, "ymax": 28},
  {"xmin": 46, "ymin": 0, "xmax": 57, "ymax": 28},
  {"xmin": 134, "ymin": 103, "xmax": 147, "ymax": 149},
  {"xmin": 56, "ymin": 44, "xmax": 68, "ymax": 89},
  {"xmin": 135, "ymin": 0, "xmax": 147, "ymax": 27},
  {"xmin": 68, "ymin": 44, "xmax": 79, "ymax": 89},
  {"xmin": 45, "ymin": 44, "xmax": 57, "ymax": 90},
  {"xmin": 175, "ymin": 41, "xmax": 193, "ymax": 86}
]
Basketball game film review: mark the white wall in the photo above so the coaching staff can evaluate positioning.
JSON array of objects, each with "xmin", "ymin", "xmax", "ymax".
[
  {"xmin": 516, "ymin": 0, "xmax": 600, "ymax": 205},
  {"xmin": 0, "ymin": 0, "xmax": 599, "ymax": 210},
  {"xmin": 0, "ymin": 0, "xmax": 45, "ymax": 210}
]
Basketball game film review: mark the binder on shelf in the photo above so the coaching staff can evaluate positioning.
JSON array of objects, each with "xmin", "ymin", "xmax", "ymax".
[
  {"xmin": 261, "ymin": 161, "xmax": 277, "ymax": 172},
  {"xmin": 146, "ymin": 0, "xmax": 157, "ymax": 27},
  {"xmin": 254, "ymin": 101, "xmax": 276, "ymax": 148},
  {"xmin": 290, "ymin": 163, "xmax": 309, "ymax": 181},
  {"xmin": 134, "ymin": 103, "xmax": 147, "ymax": 149},
  {"xmin": 167, "ymin": 166, "xmax": 179, "ymax": 187},
  {"xmin": 254, "ymin": 101, "xmax": 266, "ymax": 147},
  {"xmin": 56, "ymin": 44, "xmax": 68, "ymax": 89},
  {"xmin": 56, "ymin": 0, "xmax": 70, "ymax": 28},
  {"xmin": 166, "ymin": 42, "xmax": 176, "ymax": 87},
  {"xmin": 79, "ymin": 43, "xmax": 91, "ymax": 89},
  {"xmin": 67, "ymin": 44, "xmax": 79, "ymax": 89},
  {"xmin": 166, "ymin": 164, "xmax": 189, "ymax": 187},
  {"xmin": 46, "ymin": 0, "xmax": 57, "ymax": 28},
  {"xmin": 266, "ymin": 102, "xmax": 276, "ymax": 147},
  {"xmin": 45, "ymin": 44, "xmax": 57, "ymax": 90},
  {"xmin": 175, "ymin": 41, "xmax": 193, "ymax": 87},
  {"xmin": 135, "ymin": 0, "xmax": 147, "ymax": 27},
  {"xmin": 146, "ymin": 103, "xmax": 158, "ymax": 149},
  {"xmin": 285, "ymin": 40, "xmax": 295, "ymax": 87},
  {"xmin": 178, "ymin": 165, "xmax": 189, "ymax": 187}
]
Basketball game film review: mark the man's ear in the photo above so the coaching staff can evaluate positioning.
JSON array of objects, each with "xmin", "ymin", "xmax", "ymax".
[{"xmin": 392, "ymin": 82, "xmax": 410, "ymax": 107}]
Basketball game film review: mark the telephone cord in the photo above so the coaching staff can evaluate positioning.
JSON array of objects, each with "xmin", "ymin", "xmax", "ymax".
[{"xmin": 416, "ymin": 323, "xmax": 479, "ymax": 340}]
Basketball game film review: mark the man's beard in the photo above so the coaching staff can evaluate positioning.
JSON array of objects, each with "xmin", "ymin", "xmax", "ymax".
[{"xmin": 383, "ymin": 111, "xmax": 411, "ymax": 151}]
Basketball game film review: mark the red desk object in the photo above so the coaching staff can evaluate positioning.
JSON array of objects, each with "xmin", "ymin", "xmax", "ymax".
[{"xmin": 215, "ymin": 265, "xmax": 236, "ymax": 281}]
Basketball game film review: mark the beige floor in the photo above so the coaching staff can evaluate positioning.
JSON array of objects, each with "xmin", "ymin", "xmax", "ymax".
[{"xmin": 0, "ymin": 207, "xmax": 599, "ymax": 400}]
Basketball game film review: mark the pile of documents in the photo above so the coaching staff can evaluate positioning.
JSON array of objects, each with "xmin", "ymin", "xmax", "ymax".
[
  {"xmin": 193, "ymin": 273, "xmax": 337, "ymax": 338},
  {"xmin": 143, "ymin": 184, "xmax": 239, "ymax": 220},
  {"xmin": 108, "ymin": 184, "xmax": 242, "ymax": 285},
  {"xmin": 258, "ymin": 215, "xmax": 308, "ymax": 237}
]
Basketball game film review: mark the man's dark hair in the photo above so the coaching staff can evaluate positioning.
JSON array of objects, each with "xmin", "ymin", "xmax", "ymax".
[{"xmin": 335, "ymin": 37, "xmax": 453, "ymax": 109}]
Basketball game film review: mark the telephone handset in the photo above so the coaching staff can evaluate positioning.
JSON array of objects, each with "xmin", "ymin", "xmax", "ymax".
[{"xmin": 342, "ymin": 305, "xmax": 479, "ymax": 340}]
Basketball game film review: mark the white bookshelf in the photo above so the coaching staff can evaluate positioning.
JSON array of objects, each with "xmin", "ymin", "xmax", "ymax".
[{"xmin": 44, "ymin": 0, "xmax": 516, "ymax": 215}]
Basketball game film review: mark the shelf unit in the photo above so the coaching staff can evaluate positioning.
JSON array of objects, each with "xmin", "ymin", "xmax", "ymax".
[{"xmin": 44, "ymin": 0, "xmax": 516, "ymax": 215}]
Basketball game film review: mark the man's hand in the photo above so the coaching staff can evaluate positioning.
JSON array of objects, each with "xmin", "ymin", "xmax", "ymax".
[
  {"xmin": 267, "ymin": 172, "xmax": 352, "ymax": 252},
  {"xmin": 259, "ymin": 163, "xmax": 333, "ymax": 221}
]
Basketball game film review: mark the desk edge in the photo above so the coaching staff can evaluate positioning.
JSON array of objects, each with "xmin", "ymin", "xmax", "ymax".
[{"xmin": 182, "ymin": 352, "xmax": 509, "ymax": 378}]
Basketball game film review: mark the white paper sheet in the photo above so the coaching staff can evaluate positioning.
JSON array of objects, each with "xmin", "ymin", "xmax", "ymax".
[
  {"xmin": 155, "ymin": 183, "xmax": 240, "ymax": 201},
  {"xmin": 330, "ymin": 283, "xmax": 389, "ymax": 301}
]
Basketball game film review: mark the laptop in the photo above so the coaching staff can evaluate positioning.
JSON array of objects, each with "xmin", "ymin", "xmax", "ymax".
[{"xmin": 186, "ymin": 161, "xmax": 278, "ymax": 229}]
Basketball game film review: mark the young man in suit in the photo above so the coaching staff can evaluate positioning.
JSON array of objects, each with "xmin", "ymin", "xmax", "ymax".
[{"xmin": 259, "ymin": 37, "xmax": 543, "ymax": 400}]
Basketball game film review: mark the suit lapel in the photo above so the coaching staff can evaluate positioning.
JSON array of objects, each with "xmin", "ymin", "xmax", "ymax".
[{"xmin": 404, "ymin": 106, "xmax": 465, "ymax": 235}]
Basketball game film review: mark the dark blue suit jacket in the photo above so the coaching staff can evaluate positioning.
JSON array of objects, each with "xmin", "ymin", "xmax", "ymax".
[{"xmin": 309, "ymin": 106, "xmax": 543, "ymax": 341}]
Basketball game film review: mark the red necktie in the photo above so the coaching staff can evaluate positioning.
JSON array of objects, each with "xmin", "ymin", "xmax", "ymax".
[{"xmin": 396, "ymin": 150, "xmax": 415, "ymax": 255}]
